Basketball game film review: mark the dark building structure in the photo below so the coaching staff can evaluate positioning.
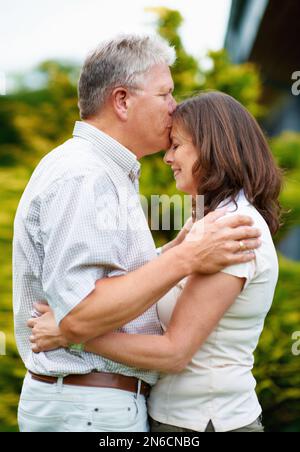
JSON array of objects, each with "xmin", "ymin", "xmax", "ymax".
[{"xmin": 225, "ymin": 0, "xmax": 300, "ymax": 261}]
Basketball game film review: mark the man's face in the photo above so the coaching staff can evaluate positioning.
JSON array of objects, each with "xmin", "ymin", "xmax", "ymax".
[{"xmin": 128, "ymin": 64, "xmax": 176, "ymax": 156}]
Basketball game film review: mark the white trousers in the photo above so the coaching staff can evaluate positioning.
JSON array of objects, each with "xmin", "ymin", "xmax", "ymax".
[{"xmin": 18, "ymin": 373, "xmax": 149, "ymax": 432}]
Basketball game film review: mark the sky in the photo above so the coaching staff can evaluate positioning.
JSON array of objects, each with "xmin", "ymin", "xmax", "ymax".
[{"xmin": 0, "ymin": 0, "xmax": 231, "ymax": 75}]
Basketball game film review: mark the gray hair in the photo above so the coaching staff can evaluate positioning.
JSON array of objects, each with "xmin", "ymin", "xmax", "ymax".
[{"xmin": 78, "ymin": 34, "xmax": 176, "ymax": 119}]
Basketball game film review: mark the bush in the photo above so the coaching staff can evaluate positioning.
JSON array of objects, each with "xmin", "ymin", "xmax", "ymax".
[{"xmin": 254, "ymin": 256, "xmax": 300, "ymax": 432}]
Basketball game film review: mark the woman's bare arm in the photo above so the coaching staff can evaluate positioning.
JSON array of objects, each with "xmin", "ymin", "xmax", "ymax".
[{"xmin": 84, "ymin": 272, "xmax": 245, "ymax": 372}]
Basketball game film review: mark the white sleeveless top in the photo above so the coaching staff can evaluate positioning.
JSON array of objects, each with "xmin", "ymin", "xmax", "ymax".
[{"xmin": 148, "ymin": 191, "xmax": 279, "ymax": 432}]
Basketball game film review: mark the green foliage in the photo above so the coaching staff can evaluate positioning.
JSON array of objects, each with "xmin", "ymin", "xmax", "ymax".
[
  {"xmin": 201, "ymin": 49, "xmax": 265, "ymax": 119},
  {"xmin": 270, "ymin": 132, "xmax": 300, "ymax": 243},
  {"xmin": 0, "ymin": 61, "xmax": 79, "ymax": 169},
  {"xmin": 254, "ymin": 256, "xmax": 300, "ymax": 432},
  {"xmin": 271, "ymin": 131, "xmax": 300, "ymax": 170},
  {"xmin": 0, "ymin": 7, "xmax": 299, "ymax": 433},
  {"xmin": 0, "ymin": 168, "xmax": 30, "ymax": 431},
  {"xmin": 147, "ymin": 8, "xmax": 200, "ymax": 97}
]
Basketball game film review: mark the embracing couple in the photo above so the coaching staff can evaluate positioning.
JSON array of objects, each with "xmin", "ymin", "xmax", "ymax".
[{"xmin": 13, "ymin": 34, "xmax": 282, "ymax": 433}]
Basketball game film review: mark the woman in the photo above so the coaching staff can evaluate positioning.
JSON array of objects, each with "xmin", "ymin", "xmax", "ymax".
[{"xmin": 30, "ymin": 92, "xmax": 282, "ymax": 432}]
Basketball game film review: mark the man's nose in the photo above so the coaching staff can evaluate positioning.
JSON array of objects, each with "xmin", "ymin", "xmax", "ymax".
[{"xmin": 169, "ymin": 95, "xmax": 177, "ymax": 114}]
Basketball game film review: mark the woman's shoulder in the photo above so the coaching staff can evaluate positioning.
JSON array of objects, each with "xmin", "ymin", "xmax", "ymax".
[
  {"xmin": 218, "ymin": 190, "xmax": 278, "ymax": 282},
  {"xmin": 219, "ymin": 190, "xmax": 271, "ymax": 238}
]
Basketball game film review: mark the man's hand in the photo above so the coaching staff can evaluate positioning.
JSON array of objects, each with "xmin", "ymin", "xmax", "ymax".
[
  {"xmin": 178, "ymin": 211, "xmax": 261, "ymax": 275},
  {"xmin": 27, "ymin": 304, "xmax": 69, "ymax": 353}
]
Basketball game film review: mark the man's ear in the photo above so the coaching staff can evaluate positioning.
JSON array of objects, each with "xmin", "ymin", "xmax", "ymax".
[{"xmin": 111, "ymin": 87, "xmax": 132, "ymax": 121}]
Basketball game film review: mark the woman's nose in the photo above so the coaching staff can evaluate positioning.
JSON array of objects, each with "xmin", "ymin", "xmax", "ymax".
[{"xmin": 164, "ymin": 149, "xmax": 174, "ymax": 165}]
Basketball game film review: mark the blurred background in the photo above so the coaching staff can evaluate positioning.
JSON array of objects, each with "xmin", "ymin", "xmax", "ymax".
[{"xmin": 0, "ymin": 0, "xmax": 300, "ymax": 432}]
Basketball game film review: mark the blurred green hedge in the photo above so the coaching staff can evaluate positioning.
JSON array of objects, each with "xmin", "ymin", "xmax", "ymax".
[{"xmin": 254, "ymin": 256, "xmax": 300, "ymax": 432}]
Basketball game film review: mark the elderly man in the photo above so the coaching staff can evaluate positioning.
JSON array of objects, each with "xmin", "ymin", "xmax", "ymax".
[{"xmin": 13, "ymin": 34, "xmax": 260, "ymax": 432}]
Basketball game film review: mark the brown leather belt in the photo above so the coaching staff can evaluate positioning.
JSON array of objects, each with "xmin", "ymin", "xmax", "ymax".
[{"xmin": 29, "ymin": 371, "xmax": 151, "ymax": 397}]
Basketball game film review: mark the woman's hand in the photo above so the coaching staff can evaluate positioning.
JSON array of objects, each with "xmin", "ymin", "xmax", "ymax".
[{"xmin": 27, "ymin": 303, "xmax": 69, "ymax": 353}]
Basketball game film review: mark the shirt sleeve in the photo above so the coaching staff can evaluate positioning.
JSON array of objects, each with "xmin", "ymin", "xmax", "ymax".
[
  {"xmin": 218, "ymin": 205, "xmax": 257, "ymax": 289},
  {"xmin": 221, "ymin": 258, "xmax": 256, "ymax": 289},
  {"xmin": 39, "ymin": 170, "xmax": 126, "ymax": 324}
]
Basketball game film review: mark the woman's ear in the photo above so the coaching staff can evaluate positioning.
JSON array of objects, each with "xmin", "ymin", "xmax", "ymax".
[{"xmin": 111, "ymin": 87, "xmax": 131, "ymax": 121}]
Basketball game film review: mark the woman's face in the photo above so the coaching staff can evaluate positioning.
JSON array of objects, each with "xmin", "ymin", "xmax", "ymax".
[{"xmin": 164, "ymin": 122, "xmax": 199, "ymax": 196}]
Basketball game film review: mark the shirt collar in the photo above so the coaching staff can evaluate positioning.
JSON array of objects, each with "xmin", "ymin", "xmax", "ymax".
[
  {"xmin": 217, "ymin": 190, "xmax": 250, "ymax": 210},
  {"xmin": 73, "ymin": 121, "xmax": 141, "ymax": 180}
]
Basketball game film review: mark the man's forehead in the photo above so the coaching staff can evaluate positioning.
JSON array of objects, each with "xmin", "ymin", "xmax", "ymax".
[
  {"xmin": 152, "ymin": 76, "xmax": 174, "ymax": 93},
  {"xmin": 145, "ymin": 64, "xmax": 174, "ymax": 88}
]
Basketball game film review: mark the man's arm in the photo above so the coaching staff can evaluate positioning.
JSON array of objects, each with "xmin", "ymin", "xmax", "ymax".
[
  {"xmin": 60, "ymin": 212, "xmax": 261, "ymax": 344},
  {"xmin": 83, "ymin": 272, "xmax": 244, "ymax": 373},
  {"xmin": 30, "ymin": 271, "xmax": 245, "ymax": 368}
]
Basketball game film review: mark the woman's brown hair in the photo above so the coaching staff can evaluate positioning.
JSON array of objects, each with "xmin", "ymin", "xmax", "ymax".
[{"xmin": 173, "ymin": 92, "xmax": 283, "ymax": 235}]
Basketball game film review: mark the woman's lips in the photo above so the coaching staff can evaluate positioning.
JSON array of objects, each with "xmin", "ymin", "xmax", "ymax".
[{"xmin": 173, "ymin": 169, "xmax": 181, "ymax": 178}]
